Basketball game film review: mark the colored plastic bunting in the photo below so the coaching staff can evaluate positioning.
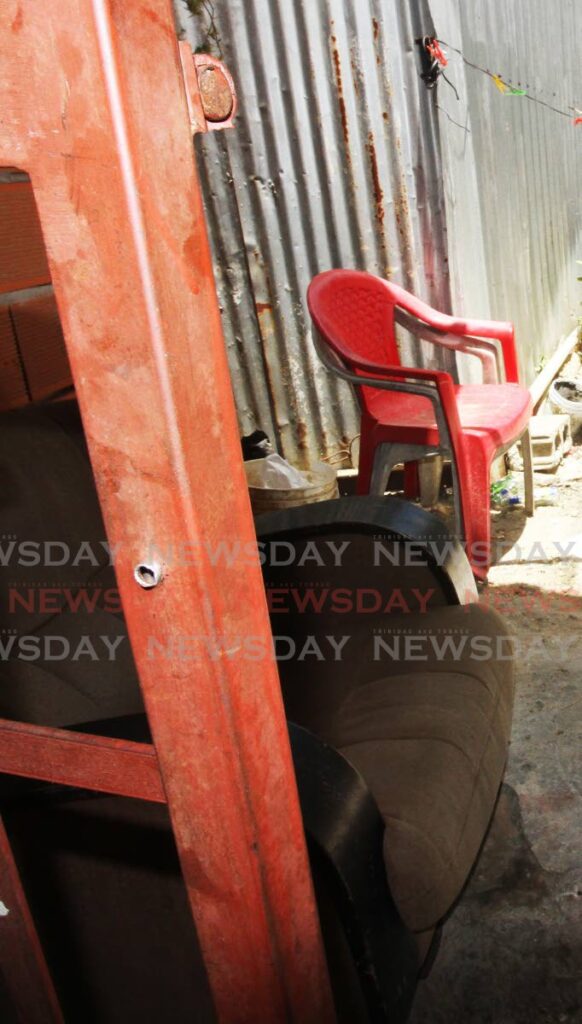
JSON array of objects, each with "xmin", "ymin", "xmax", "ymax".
[
  {"xmin": 492, "ymin": 74, "xmax": 525, "ymax": 96},
  {"xmin": 426, "ymin": 38, "xmax": 448, "ymax": 67}
]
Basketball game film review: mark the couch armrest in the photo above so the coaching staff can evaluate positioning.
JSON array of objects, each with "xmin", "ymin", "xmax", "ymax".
[
  {"xmin": 290, "ymin": 721, "xmax": 418, "ymax": 1022},
  {"xmin": 256, "ymin": 495, "xmax": 477, "ymax": 606}
]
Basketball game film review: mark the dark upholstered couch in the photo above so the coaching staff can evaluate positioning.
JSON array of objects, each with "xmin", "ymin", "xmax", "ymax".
[{"xmin": 0, "ymin": 401, "xmax": 514, "ymax": 1022}]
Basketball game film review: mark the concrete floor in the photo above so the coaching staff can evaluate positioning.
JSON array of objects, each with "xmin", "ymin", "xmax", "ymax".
[{"xmin": 409, "ymin": 441, "xmax": 582, "ymax": 1023}]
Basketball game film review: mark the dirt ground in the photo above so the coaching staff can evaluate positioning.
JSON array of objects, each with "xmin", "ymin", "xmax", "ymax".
[{"xmin": 408, "ymin": 435, "xmax": 582, "ymax": 1022}]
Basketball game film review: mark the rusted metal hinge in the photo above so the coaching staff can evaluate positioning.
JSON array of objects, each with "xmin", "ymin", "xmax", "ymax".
[{"xmin": 178, "ymin": 44, "xmax": 237, "ymax": 135}]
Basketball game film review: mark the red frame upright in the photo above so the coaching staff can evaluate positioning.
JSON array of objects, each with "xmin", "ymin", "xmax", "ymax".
[{"xmin": 0, "ymin": 1, "xmax": 334, "ymax": 1020}]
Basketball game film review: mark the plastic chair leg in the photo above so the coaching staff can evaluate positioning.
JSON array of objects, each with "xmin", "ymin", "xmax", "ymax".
[
  {"xmin": 356, "ymin": 435, "xmax": 375, "ymax": 495},
  {"xmin": 456, "ymin": 444, "xmax": 493, "ymax": 580},
  {"xmin": 417, "ymin": 455, "xmax": 443, "ymax": 507},
  {"xmin": 520, "ymin": 427, "xmax": 534, "ymax": 516},
  {"xmin": 370, "ymin": 444, "xmax": 398, "ymax": 494},
  {"xmin": 368, "ymin": 443, "xmax": 431, "ymax": 497},
  {"xmin": 403, "ymin": 462, "xmax": 419, "ymax": 500}
]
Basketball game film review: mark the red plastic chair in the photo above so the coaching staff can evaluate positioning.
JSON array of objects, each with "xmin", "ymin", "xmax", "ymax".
[{"xmin": 307, "ymin": 270, "xmax": 534, "ymax": 579}]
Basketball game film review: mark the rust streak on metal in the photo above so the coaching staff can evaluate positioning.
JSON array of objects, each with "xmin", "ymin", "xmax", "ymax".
[
  {"xmin": 394, "ymin": 184, "xmax": 411, "ymax": 243},
  {"xmin": 255, "ymin": 302, "xmax": 272, "ymax": 315},
  {"xmin": 330, "ymin": 37, "xmax": 349, "ymax": 148},
  {"xmin": 372, "ymin": 18, "xmax": 380, "ymax": 43},
  {"xmin": 296, "ymin": 421, "xmax": 308, "ymax": 449},
  {"xmin": 366, "ymin": 131, "xmax": 384, "ymax": 225}
]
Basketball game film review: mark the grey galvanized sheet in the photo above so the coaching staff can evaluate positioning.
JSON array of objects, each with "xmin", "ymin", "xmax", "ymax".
[
  {"xmin": 176, "ymin": 0, "xmax": 581, "ymax": 466},
  {"xmin": 432, "ymin": 0, "xmax": 581, "ymax": 382},
  {"xmin": 176, "ymin": 0, "xmax": 452, "ymax": 467}
]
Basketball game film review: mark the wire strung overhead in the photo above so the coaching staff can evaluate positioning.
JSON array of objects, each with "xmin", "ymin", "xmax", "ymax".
[{"xmin": 417, "ymin": 36, "xmax": 581, "ymax": 125}]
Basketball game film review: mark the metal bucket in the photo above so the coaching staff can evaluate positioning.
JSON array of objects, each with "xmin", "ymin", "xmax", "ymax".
[
  {"xmin": 548, "ymin": 378, "xmax": 582, "ymax": 434},
  {"xmin": 244, "ymin": 459, "xmax": 338, "ymax": 515}
]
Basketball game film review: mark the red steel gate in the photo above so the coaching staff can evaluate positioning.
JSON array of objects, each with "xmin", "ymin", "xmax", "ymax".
[{"xmin": 0, "ymin": 1, "xmax": 334, "ymax": 1020}]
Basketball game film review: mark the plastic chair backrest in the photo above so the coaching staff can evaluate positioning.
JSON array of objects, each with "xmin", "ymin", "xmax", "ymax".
[{"xmin": 308, "ymin": 269, "xmax": 401, "ymax": 371}]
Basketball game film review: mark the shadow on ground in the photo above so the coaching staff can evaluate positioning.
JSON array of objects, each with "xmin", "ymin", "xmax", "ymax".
[{"xmin": 410, "ymin": 580, "xmax": 582, "ymax": 1024}]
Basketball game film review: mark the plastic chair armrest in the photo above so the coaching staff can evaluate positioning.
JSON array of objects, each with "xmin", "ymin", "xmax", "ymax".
[
  {"xmin": 394, "ymin": 309, "xmax": 504, "ymax": 383},
  {"xmin": 311, "ymin": 327, "xmax": 467, "ymax": 502},
  {"xmin": 346, "ymin": 358, "xmax": 464, "ymax": 451},
  {"xmin": 384, "ymin": 281, "xmax": 520, "ymax": 383}
]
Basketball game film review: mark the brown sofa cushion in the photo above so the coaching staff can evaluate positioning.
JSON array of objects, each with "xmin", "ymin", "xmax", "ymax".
[
  {"xmin": 0, "ymin": 400, "xmax": 513, "ymax": 939},
  {"xmin": 276, "ymin": 603, "xmax": 514, "ymax": 932},
  {"xmin": 0, "ymin": 401, "xmax": 144, "ymax": 726}
]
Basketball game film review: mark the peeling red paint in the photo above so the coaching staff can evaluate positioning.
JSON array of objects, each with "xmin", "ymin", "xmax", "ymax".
[{"xmin": 366, "ymin": 131, "xmax": 384, "ymax": 225}]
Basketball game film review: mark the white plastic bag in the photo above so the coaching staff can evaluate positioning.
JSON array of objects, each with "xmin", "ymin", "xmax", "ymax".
[{"xmin": 258, "ymin": 453, "xmax": 310, "ymax": 489}]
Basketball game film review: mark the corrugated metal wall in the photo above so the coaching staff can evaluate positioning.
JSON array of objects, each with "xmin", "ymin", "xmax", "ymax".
[
  {"xmin": 432, "ymin": 0, "xmax": 581, "ymax": 383},
  {"xmin": 176, "ymin": 0, "xmax": 581, "ymax": 465},
  {"xmin": 176, "ymin": 0, "xmax": 454, "ymax": 468}
]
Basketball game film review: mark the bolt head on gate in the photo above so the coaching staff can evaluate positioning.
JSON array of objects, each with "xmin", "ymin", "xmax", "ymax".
[{"xmin": 178, "ymin": 44, "xmax": 237, "ymax": 134}]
